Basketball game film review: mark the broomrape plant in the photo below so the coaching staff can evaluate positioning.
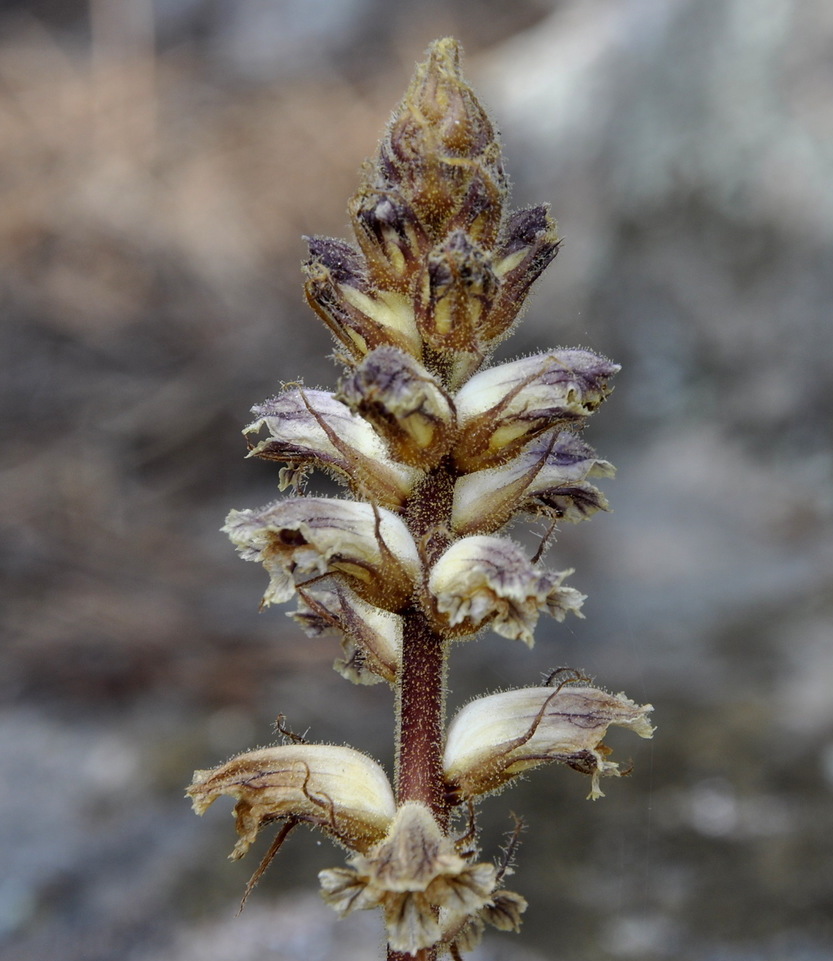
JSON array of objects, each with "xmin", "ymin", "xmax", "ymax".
[{"xmin": 187, "ymin": 38, "xmax": 654, "ymax": 960}]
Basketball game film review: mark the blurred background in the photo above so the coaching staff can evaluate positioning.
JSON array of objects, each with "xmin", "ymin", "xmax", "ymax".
[{"xmin": 2, "ymin": 0, "xmax": 832, "ymax": 959}]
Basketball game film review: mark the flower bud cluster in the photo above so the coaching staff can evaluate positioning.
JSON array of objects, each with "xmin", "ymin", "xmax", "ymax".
[{"xmin": 190, "ymin": 38, "xmax": 652, "ymax": 958}]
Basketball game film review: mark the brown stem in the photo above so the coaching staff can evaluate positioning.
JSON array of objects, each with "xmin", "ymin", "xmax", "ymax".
[
  {"xmin": 388, "ymin": 949, "xmax": 435, "ymax": 961},
  {"xmin": 386, "ymin": 468, "xmax": 454, "ymax": 961},
  {"xmin": 395, "ymin": 607, "xmax": 448, "ymax": 826}
]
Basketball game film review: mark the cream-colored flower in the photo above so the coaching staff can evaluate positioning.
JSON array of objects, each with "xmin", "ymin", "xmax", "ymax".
[
  {"xmin": 427, "ymin": 535, "xmax": 584, "ymax": 644},
  {"xmin": 187, "ymin": 744, "xmax": 395, "ymax": 859},
  {"xmin": 289, "ymin": 584, "xmax": 402, "ymax": 685},
  {"xmin": 337, "ymin": 347, "xmax": 455, "ymax": 469},
  {"xmin": 245, "ymin": 388, "xmax": 418, "ymax": 508},
  {"xmin": 444, "ymin": 685, "xmax": 654, "ymax": 801},
  {"xmin": 223, "ymin": 497, "xmax": 421, "ymax": 612},
  {"xmin": 453, "ymin": 350, "xmax": 619, "ymax": 471},
  {"xmin": 451, "ymin": 430, "xmax": 615, "ymax": 534},
  {"xmin": 319, "ymin": 801, "xmax": 497, "ymax": 954}
]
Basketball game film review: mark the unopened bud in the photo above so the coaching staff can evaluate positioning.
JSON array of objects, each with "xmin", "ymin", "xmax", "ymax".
[
  {"xmin": 187, "ymin": 744, "xmax": 395, "ymax": 858},
  {"xmin": 427, "ymin": 535, "xmax": 584, "ymax": 644},
  {"xmin": 349, "ymin": 185, "xmax": 429, "ymax": 289},
  {"xmin": 482, "ymin": 205, "xmax": 561, "ymax": 341},
  {"xmin": 444, "ymin": 685, "xmax": 654, "ymax": 802},
  {"xmin": 337, "ymin": 346, "xmax": 455, "ymax": 469},
  {"xmin": 454, "ymin": 350, "xmax": 619, "ymax": 471},
  {"xmin": 223, "ymin": 497, "xmax": 421, "ymax": 612},
  {"xmin": 451, "ymin": 430, "xmax": 615, "ymax": 535},
  {"xmin": 379, "ymin": 38, "xmax": 507, "ymax": 238},
  {"xmin": 415, "ymin": 230, "xmax": 497, "ymax": 353},
  {"xmin": 245, "ymin": 388, "xmax": 418, "ymax": 509}
]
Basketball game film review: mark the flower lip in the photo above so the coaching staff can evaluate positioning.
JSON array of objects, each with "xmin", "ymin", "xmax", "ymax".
[
  {"xmin": 426, "ymin": 535, "xmax": 585, "ymax": 644},
  {"xmin": 223, "ymin": 497, "xmax": 422, "ymax": 612}
]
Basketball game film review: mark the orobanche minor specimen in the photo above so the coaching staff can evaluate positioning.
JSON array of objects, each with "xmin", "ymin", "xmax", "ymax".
[{"xmin": 188, "ymin": 38, "xmax": 653, "ymax": 961}]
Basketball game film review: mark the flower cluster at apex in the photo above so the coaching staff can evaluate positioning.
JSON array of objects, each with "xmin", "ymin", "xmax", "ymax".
[{"xmin": 188, "ymin": 37, "xmax": 653, "ymax": 958}]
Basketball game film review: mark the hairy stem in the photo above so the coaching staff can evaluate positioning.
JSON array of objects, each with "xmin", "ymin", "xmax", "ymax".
[
  {"xmin": 395, "ymin": 607, "xmax": 448, "ymax": 825},
  {"xmin": 388, "ymin": 948, "xmax": 435, "ymax": 961},
  {"xmin": 388, "ymin": 467, "xmax": 455, "ymax": 961}
]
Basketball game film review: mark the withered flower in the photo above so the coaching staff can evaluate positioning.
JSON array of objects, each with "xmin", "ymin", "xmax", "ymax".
[
  {"xmin": 450, "ymin": 889, "xmax": 529, "ymax": 954},
  {"xmin": 427, "ymin": 535, "xmax": 585, "ymax": 643},
  {"xmin": 187, "ymin": 744, "xmax": 396, "ymax": 858},
  {"xmin": 223, "ymin": 497, "xmax": 420, "ymax": 612},
  {"xmin": 444, "ymin": 686, "xmax": 654, "ymax": 802},
  {"xmin": 289, "ymin": 584, "xmax": 402, "ymax": 685},
  {"xmin": 319, "ymin": 801, "xmax": 497, "ymax": 954}
]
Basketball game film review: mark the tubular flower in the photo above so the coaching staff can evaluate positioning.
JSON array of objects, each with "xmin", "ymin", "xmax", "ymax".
[
  {"xmin": 451, "ymin": 430, "xmax": 615, "ymax": 535},
  {"xmin": 223, "ymin": 498, "xmax": 421, "ymax": 612},
  {"xmin": 337, "ymin": 346, "xmax": 455, "ymax": 469},
  {"xmin": 453, "ymin": 349, "xmax": 620, "ymax": 472},
  {"xmin": 303, "ymin": 236, "xmax": 421, "ymax": 361},
  {"xmin": 482, "ymin": 205, "xmax": 561, "ymax": 342},
  {"xmin": 186, "ymin": 745, "xmax": 396, "ymax": 858},
  {"xmin": 319, "ymin": 801, "xmax": 498, "ymax": 954},
  {"xmin": 245, "ymin": 388, "xmax": 418, "ymax": 508},
  {"xmin": 444, "ymin": 686, "xmax": 654, "ymax": 802},
  {"xmin": 289, "ymin": 584, "xmax": 402, "ymax": 685},
  {"xmin": 427, "ymin": 536, "xmax": 585, "ymax": 644}
]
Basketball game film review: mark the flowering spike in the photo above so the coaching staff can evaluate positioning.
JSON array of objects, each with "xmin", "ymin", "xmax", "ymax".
[{"xmin": 193, "ymin": 36, "xmax": 648, "ymax": 961}]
